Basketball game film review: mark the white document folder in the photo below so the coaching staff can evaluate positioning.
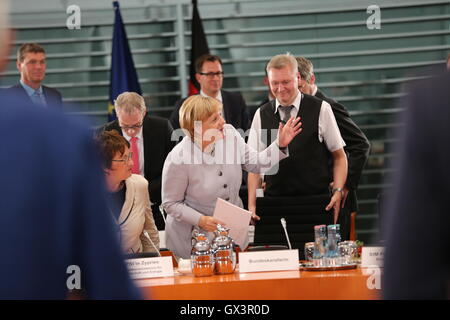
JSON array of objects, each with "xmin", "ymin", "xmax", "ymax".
[{"xmin": 213, "ymin": 198, "xmax": 252, "ymax": 249}]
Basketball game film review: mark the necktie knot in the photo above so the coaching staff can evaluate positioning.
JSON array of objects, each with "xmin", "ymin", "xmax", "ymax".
[{"xmin": 280, "ymin": 105, "xmax": 294, "ymax": 123}]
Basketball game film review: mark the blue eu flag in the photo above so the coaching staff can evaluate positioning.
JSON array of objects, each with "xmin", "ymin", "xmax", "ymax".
[{"xmin": 108, "ymin": 1, "xmax": 142, "ymax": 121}]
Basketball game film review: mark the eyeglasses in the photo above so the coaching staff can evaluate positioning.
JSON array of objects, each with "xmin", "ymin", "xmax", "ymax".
[
  {"xmin": 119, "ymin": 123, "xmax": 143, "ymax": 130},
  {"xmin": 199, "ymin": 71, "xmax": 224, "ymax": 78},
  {"xmin": 112, "ymin": 152, "xmax": 133, "ymax": 163}
]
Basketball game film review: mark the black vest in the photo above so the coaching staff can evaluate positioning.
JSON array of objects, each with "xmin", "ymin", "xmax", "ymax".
[{"xmin": 260, "ymin": 94, "xmax": 332, "ymax": 196}]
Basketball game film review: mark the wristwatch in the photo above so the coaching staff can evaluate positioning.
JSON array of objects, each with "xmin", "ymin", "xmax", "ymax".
[{"xmin": 332, "ymin": 187, "xmax": 344, "ymax": 197}]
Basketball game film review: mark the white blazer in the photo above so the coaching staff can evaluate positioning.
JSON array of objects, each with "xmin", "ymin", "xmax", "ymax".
[{"xmin": 118, "ymin": 174, "xmax": 160, "ymax": 254}]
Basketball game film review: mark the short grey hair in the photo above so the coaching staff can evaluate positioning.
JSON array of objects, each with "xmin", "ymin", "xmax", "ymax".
[
  {"xmin": 114, "ymin": 92, "xmax": 147, "ymax": 115},
  {"xmin": 296, "ymin": 57, "xmax": 314, "ymax": 82},
  {"xmin": 266, "ymin": 52, "xmax": 298, "ymax": 75}
]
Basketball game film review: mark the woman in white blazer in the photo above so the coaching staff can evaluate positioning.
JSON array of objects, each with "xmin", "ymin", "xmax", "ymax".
[
  {"xmin": 162, "ymin": 95, "xmax": 302, "ymax": 259},
  {"xmin": 95, "ymin": 130, "xmax": 159, "ymax": 254}
]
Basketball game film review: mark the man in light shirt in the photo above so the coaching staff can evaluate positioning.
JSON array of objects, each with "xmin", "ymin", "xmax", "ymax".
[{"xmin": 247, "ymin": 53, "xmax": 348, "ymax": 225}]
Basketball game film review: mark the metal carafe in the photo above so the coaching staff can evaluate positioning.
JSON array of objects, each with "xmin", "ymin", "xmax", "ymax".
[
  {"xmin": 190, "ymin": 230, "xmax": 215, "ymax": 277},
  {"xmin": 212, "ymin": 225, "xmax": 236, "ymax": 274}
]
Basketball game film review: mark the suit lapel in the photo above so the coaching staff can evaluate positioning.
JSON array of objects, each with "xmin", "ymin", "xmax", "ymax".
[
  {"xmin": 14, "ymin": 84, "xmax": 33, "ymax": 104},
  {"xmin": 142, "ymin": 115, "xmax": 152, "ymax": 176}
]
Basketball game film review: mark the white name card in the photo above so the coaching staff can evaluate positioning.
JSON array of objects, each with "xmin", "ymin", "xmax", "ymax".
[
  {"xmin": 361, "ymin": 246, "xmax": 384, "ymax": 268},
  {"xmin": 239, "ymin": 249, "xmax": 299, "ymax": 273},
  {"xmin": 125, "ymin": 256, "xmax": 174, "ymax": 279}
]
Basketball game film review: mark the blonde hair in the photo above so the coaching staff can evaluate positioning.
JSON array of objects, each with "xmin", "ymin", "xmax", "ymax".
[
  {"xmin": 179, "ymin": 95, "xmax": 223, "ymax": 139},
  {"xmin": 115, "ymin": 92, "xmax": 146, "ymax": 115},
  {"xmin": 266, "ymin": 52, "xmax": 298, "ymax": 75}
]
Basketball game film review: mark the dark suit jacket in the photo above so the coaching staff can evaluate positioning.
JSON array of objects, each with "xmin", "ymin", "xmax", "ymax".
[
  {"xmin": 382, "ymin": 72, "xmax": 450, "ymax": 299},
  {"xmin": 2, "ymin": 83, "xmax": 63, "ymax": 108},
  {"xmin": 0, "ymin": 94, "xmax": 140, "ymax": 299},
  {"xmin": 102, "ymin": 114, "xmax": 175, "ymax": 206},
  {"xmin": 315, "ymin": 89, "xmax": 370, "ymax": 191},
  {"xmin": 170, "ymin": 90, "xmax": 250, "ymax": 132}
]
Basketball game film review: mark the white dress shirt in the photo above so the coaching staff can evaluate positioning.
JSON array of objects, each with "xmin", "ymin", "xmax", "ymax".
[{"xmin": 248, "ymin": 91, "xmax": 345, "ymax": 153}]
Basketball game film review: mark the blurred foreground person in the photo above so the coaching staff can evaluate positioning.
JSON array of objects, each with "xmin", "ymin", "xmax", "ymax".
[
  {"xmin": 383, "ymin": 72, "xmax": 450, "ymax": 299},
  {"xmin": 0, "ymin": 2, "xmax": 140, "ymax": 299},
  {"xmin": 95, "ymin": 130, "xmax": 160, "ymax": 254}
]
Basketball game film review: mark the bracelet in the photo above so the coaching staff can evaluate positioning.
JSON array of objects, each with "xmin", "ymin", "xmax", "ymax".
[{"xmin": 332, "ymin": 187, "xmax": 344, "ymax": 197}]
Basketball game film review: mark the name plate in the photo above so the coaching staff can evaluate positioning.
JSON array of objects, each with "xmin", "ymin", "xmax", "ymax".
[
  {"xmin": 361, "ymin": 246, "xmax": 384, "ymax": 268},
  {"xmin": 125, "ymin": 256, "xmax": 174, "ymax": 279},
  {"xmin": 239, "ymin": 249, "xmax": 299, "ymax": 273}
]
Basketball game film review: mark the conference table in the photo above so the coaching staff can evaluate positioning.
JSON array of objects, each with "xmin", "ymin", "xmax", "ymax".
[{"xmin": 135, "ymin": 265, "xmax": 381, "ymax": 300}]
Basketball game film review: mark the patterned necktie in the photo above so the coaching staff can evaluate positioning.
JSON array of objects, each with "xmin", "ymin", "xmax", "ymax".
[
  {"xmin": 130, "ymin": 137, "xmax": 140, "ymax": 174},
  {"xmin": 280, "ymin": 105, "xmax": 294, "ymax": 123}
]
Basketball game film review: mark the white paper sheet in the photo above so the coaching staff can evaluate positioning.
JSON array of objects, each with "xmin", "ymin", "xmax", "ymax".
[{"xmin": 213, "ymin": 198, "xmax": 252, "ymax": 249}]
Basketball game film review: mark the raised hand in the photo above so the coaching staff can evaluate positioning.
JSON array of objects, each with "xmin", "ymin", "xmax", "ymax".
[{"xmin": 278, "ymin": 117, "xmax": 302, "ymax": 148}]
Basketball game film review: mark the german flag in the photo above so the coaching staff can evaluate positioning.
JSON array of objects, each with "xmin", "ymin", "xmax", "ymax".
[{"xmin": 188, "ymin": 0, "xmax": 210, "ymax": 96}]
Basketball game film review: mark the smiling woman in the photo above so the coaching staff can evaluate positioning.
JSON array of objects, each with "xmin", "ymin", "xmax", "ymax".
[
  {"xmin": 161, "ymin": 95, "xmax": 302, "ymax": 259},
  {"xmin": 94, "ymin": 130, "xmax": 160, "ymax": 254}
]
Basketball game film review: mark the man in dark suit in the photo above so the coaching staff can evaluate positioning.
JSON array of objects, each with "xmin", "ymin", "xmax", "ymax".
[
  {"xmin": 2, "ymin": 43, "xmax": 62, "ymax": 108},
  {"xmin": 170, "ymin": 54, "xmax": 250, "ymax": 133},
  {"xmin": 382, "ymin": 71, "xmax": 450, "ymax": 299},
  {"xmin": 296, "ymin": 57, "xmax": 371, "ymax": 239},
  {"xmin": 102, "ymin": 92, "xmax": 175, "ymax": 230}
]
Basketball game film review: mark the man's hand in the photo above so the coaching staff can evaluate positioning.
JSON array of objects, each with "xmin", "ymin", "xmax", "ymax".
[
  {"xmin": 325, "ymin": 191, "xmax": 342, "ymax": 224},
  {"xmin": 329, "ymin": 181, "xmax": 349, "ymax": 208}
]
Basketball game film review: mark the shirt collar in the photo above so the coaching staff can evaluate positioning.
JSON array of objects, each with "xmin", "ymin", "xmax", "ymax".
[
  {"xmin": 20, "ymin": 80, "xmax": 43, "ymax": 97},
  {"xmin": 121, "ymin": 124, "xmax": 144, "ymax": 141},
  {"xmin": 274, "ymin": 90, "xmax": 302, "ymax": 114},
  {"xmin": 200, "ymin": 90, "xmax": 222, "ymax": 102}
]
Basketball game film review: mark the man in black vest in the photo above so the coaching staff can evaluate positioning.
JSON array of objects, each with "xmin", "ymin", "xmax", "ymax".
[
  {"xmin": 170, "ymin": 54, "xmax": 250, "ymax": 133},
  {"xmin": 296, "ymin": 57, "xmax": 370, "ymax": 238},
  {"xmin": 2, "ymin": 43, "xmax": 62, "ymax": 108},
  {"xmin": 248, "ymin": 53, "xmax": 348, "ymax": 226}
]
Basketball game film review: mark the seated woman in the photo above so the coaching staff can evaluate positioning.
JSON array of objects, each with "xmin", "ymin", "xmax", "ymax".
[
  {"xmin": 95, "ymin": 130, "xmax": 159, "ymax": 254},
  {"xmin": 162, "ymin": 95, "xmax": 302, "ymax": 259}
]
